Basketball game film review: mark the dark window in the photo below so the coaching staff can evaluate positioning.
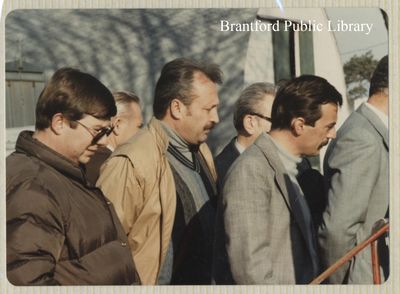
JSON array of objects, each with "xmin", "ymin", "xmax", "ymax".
[{"xmin": 272, "ymin": 20, "xmax": 295, "ymax": 83}]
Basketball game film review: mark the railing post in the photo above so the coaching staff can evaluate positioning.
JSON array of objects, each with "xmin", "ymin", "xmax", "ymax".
[{"xmin": 371, "ymin": 240, "xmax": 381, "ymax": 284}]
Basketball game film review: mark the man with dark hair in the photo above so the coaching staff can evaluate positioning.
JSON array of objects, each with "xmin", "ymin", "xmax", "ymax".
[
  {"xmin": 6, "ymin": 68, "xmax": 138, "ymax": 285},
  {"xmin": 97, "ymin": 58, "xmax": 222, "ymax": 285},
  {"xmin": 319, "ymin": 55, "xmax": 389, "ymax": 284},
  {"xmin": 215, "ymin": 82, "xmax": 276, "ymax": 185},
  {"xmin": 218, "ymin": 75, "xmax": 342, "ymax": 284},
  {"xmin": 85, "ymin": 91, "xmax": 143, "ymax": 184}
]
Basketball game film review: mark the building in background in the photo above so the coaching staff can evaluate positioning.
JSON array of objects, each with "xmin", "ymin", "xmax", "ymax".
[{"xmin": 5, "ymin": 8, "xmax": 388, "ymax": 168}]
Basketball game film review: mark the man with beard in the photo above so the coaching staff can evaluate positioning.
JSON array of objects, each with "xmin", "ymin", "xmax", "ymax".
[
  {"xmin": 97, "ymin": 58, "xmax": 222, "ymax": 285},
  {"xmin": 218, "ymin": 75, "xmax": 342, "ymax": 284}
]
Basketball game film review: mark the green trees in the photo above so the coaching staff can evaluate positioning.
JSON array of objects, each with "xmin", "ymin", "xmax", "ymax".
[{"xmin": 343, "ymin": 51, "xmax": 378, "ymax": 109}]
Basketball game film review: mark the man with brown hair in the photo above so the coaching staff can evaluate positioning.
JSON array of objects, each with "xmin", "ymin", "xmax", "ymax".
[
  {"xmin": 97, "ymin": 58, "xmax": 223, "ymax": 285},
  {"xmin": 218, "ymin": 75, "xmax": 342, "ymax": 284},
  {"xmin": 7, "ymin": 68, "xmax": 138, "ymax": 285}
]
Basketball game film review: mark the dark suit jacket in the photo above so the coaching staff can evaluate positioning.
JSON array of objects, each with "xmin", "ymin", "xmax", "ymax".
[{"xmin": 215, "ymin": 137, "xmax": 240, "ymax": 190}]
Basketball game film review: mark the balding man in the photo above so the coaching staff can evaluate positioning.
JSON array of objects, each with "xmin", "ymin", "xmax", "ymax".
[{"xmin": 85, "ymin": 91, "xmax": 143, "ymax": 184}]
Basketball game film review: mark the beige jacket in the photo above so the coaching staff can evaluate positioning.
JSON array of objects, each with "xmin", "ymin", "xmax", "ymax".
[{"xmin": 97, "ymin": 118, "xmax": 216, "ymax": 285}]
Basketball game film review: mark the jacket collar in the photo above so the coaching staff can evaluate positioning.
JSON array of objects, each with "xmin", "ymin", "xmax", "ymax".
[
  {"xmin": 148, "ymin": 117, "xmax": 170, "ymax": 153},
  {"xmin": 357, "ymin": 103, "xmax": 389, "ymax": 150},
  {"xmin": 149, "ymin": 117, "xmax": 217, "ymax": 182},
  {"xmin": 15, "ymin": 131, "xmax": 87, "ymax": 183},
  {"xmin": 254, "ymin": 133, "xmax": 292, "ymax": 211}
]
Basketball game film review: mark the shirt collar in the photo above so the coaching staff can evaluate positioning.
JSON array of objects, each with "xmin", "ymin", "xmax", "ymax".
[
  {"xmin": 234, "ymin": 138, "xmax": 246, "ymax": 154},
  {"xmin": 269, "ymin": 135, "xmax": 302, "ymax": 177},
  {"xmin": 160, "ymin": 121, "xmax": 193, "ymax": 162}
]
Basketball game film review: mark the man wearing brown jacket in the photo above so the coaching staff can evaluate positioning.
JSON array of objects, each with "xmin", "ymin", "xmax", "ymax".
[
  {"xmin": 97, "ymin": 58, "xmax": 222, "ymax": 285},
  {"xmin": 6, "ymin": 68, "xmax": 138, "ymax": 285}
]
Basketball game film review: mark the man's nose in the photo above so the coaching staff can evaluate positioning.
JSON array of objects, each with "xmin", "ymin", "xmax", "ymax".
[
  {"xmin": 328, "ymin": 128, "xmax": 337, "ymax": 139},
  {"xmin": 211, "ymin": 108, "xmax": 219, "ymax": 124}
]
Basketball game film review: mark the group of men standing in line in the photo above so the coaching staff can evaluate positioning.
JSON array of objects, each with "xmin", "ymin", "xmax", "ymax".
[{"xmin": 6, "ymin": 55, "xmax": 388, "ymax": 285}]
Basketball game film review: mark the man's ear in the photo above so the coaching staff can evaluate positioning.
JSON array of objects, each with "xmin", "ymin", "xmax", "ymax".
[
  {"xmin": 50, "ymin": 113, "xmax": 65, "ymax": 135},
  {"xmin": 112, "ymin": 117, "xmax": 121, "ymax": 136},
  {"xmin": 170, "ymin": 98, "xmax": 184, "ymax": 119},
  {"xmin": 243, "ymin": 114, "xmax": 257, "ymax": 135},
  {"xmin": 291, "ymin": 117, "xmax": 305, "ymax": 136}
]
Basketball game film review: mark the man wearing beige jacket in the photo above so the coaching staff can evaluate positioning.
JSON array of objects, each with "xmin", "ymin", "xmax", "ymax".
[{"xmin": 97, "ymin": 58, "xmax": 222, "ymax": 285}]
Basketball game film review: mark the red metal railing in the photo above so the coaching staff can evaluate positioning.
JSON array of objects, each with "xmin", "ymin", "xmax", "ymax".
[{"xmin": 310, "ymin": 219, "xmax": 389, "ymax": 285}]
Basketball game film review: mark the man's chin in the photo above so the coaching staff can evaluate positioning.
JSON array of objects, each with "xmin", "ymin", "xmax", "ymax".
[
  {"xmin": 78, "ymin": 157, "xmax": 91, "ymax": 164},
  {"xmin": 198, "ymin": 135, "xmax": 209, "ymax": 145},
  {"xmin": 79, "ymin": 152, "xmax": 94, "ymax": 164}
]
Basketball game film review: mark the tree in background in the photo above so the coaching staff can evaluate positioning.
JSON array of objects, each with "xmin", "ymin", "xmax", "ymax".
[{"xmin": 343, "ymin": 50, "xmax": 378, "ymax": 110}]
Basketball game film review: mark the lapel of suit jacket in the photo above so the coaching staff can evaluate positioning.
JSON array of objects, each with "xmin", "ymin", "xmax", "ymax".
[{"xmin": 358, "ymin": 103, "xmax": 389, "ymax": 150}]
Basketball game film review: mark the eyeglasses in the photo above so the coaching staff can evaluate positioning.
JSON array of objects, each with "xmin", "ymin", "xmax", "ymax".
[
  {"xmin": 74, "ymin": 120, "xmax": 114, "ymax": 145},
  {"xmin": 248, "ymin": 112, "xmax": 272, "ymax": 123}
]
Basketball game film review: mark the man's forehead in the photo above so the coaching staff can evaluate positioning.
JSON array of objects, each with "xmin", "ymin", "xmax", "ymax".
[
  {"xmin": 190, "ymin": 74, "xmax": 219, "ymax": 105},
  {"xmin": 318, "ymin": 103, "xmax": 338, "ymax": 122},
  {"xmin": 193, "ymin": 71, "xmax": 211, "ymax": 83}
]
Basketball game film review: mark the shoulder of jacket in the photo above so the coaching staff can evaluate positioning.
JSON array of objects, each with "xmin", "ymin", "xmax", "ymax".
[
  {"xmin": 112, "ymin": 129, "xmax": 161, "ymax": 158},
  {"xmin": 7, "ymin": 153, "xmax": 49, "ymax": 191},
  {"xmin": 107, "ymin": 129, "xmax": 168, "ymax": 182},
  {"xmin": 7, "ymin": 154, "xmax": 70, "ymax": 218},
  {"xmin": 337, "ymin": 114, "xmax": 378, "ymax": 142}
]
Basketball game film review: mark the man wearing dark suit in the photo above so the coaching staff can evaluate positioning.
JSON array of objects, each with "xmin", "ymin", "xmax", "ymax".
[
  {"xmin": 319, "ymin": 55, "xmax": 389, "ymax": 284},
  {"xmin": 215, "ymin": 75, "xmax": 342, "ymax": 284},
  {"xmin": 215, "ymin": 82, "xmax": 276, "ymax": 186}
]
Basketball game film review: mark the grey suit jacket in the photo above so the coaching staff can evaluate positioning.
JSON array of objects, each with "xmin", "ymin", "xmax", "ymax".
[
  {"xmin": 219, "ymin": 133, "xmax": 319, "ymax": 284},
  {"xmin": 319, "ymin": 103, "xmax": 389, "ymax": 284}
]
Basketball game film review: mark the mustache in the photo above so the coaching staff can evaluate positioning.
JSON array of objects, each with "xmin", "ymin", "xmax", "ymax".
[
  {"xmin": 319, "ymin": 140, "xmax": 330, "ymax": 149},
  {"xmin": 204, "ymin": 122, "xmax": 216, "ymax": 131}
]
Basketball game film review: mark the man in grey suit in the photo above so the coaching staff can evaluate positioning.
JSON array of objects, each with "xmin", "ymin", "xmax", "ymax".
[
  {"xmin": 216, "ymin": 75, "xmax": 342, "ymax": 284},
  {"xmin": 319, "ymin": 55, "xmax": 389, "ymax": 284}
]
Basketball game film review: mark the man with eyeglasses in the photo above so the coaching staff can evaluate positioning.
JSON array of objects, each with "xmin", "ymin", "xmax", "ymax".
[
  {"xmin": 214, "ymin": 82, "xmax": 276, "ymax": 187},
  {"xmin": 6, "ymin": 67, "xmax": 139, "ymax": 285},
  {"xmin": 217, "ymin": 75, "xmax": 342, "ymax": 284},
  {"xmin": 212, "ymin": 82, "xmax": 275, "ymax": 285}
]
